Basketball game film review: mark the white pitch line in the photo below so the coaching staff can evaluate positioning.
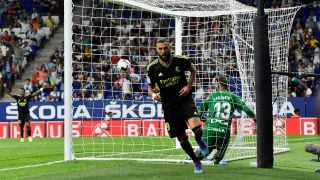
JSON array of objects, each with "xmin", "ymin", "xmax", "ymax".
[
  {"xmin": 289, "ymin": 137, "xmax": 320, "ymax": 142},
  {"xmin": 0, "ymin": 160, "xmax": 64, "ymax": 171}
]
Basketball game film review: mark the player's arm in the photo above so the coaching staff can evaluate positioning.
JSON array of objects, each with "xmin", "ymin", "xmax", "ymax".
[
  {"xmin": 147, "ymin": 66, "xmax": 161, "ymax": 101},
  {"xmin": 233, "ymin": 94, "xmax": 255, "ymax": 121},
  {"xmin": 31, "ymin": 87, "xmax": 43, "ymax": 96},
  {"xmin": 7, "ymin": 90, "xmax": 19, "ymax": 101},
  {"xmin": 7, "ymin": 89, "xmax": 14, "ymax": 97}
]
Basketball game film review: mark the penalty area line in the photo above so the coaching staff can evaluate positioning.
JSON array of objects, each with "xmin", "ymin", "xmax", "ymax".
[{"xmin": 0, "ymin": 160, "xmax": 64, "ymax": 171}]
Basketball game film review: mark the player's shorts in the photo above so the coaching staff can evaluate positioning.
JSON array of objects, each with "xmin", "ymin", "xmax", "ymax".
[
  {"xmin": 203, "ymin": 122, "xmax": 230, "ymax": 151},
  {"xmin": 163, "ymin": 100, "xmax": 199, "ymax": 138},
  {"xmin": 18, "ymin": 114, "xmax": 30, "ymax": 124}
]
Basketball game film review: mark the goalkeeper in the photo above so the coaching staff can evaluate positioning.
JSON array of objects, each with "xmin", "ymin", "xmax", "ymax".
[{"xmin": 198, "ymin": 76, "xmax": 255, "ymax": 164}]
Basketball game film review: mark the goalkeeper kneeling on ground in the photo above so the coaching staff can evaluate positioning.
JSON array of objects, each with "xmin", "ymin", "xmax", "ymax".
[{"xmin": 198, "ymin": 76, "xmax": 256, "ymax": 164}]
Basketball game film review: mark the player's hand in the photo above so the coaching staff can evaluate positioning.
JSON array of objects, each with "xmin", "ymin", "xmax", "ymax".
[
  {"xmin": 152, "ymin": 93, "xmax": 161, "ymax": 101},
  {"xmin": 179, "ymin": 85, "xmax": 190, "ymax": 97}
]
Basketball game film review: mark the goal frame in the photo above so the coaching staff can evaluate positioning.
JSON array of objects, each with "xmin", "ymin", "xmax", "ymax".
[{"xmin": 63, "ymin": 0, "xmax": 299, "ymax": 162}]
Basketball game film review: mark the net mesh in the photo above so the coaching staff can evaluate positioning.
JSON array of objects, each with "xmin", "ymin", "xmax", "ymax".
[{"xmin": 69, "ymin": 0, "xmax": 300, "ymax": 162}]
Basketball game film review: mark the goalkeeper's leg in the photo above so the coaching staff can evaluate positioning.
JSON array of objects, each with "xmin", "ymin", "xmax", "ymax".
[{"xmin": 213, "ymin": 136, "xmax": 230, "ymax": 164}]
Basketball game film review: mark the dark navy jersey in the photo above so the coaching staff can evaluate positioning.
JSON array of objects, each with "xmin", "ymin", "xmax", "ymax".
[
  {"xmin": 147, "ymin": 55, "xmax": 193, "ymax": 107},
  {"xmin": 13, "ymin": 95, "xmax": 32, "ymax": 114}
]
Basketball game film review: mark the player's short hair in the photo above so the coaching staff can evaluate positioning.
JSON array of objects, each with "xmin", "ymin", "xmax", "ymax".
[
  {"xmin": 156, "ymin": 38, "xmax": 170, "ymax": 44},
  {"xmin": 217, "ymin": 76, "xmax": 228, "ymax": 89},
  {"xmin": 20, "ymin": 88, "xmax": 25, "ymax": 92}
]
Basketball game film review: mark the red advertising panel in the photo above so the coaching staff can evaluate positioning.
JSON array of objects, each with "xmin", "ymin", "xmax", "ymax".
[
  {"xmin": 124, "ymin": 120, "xmax": 141, "ymax": 136},
  {"xmin": 286, "ymin": 117, "xmax": 300, "ymax": 135},
  {"xmin": 0, "ymin": 122, "xmax": 9, "ymax": 139},
  {"xmin": 31, "ymin": 122, "xmax": 46, "ymax": 138},
  {"xmin": 273, "ymin": 118, "xmax": 286, "ymax": 135},
  {"xmin": 142, "ymin": 120, "xmax": 161, "ymax": 136},
  {"xmin": 10, "ymin": 121, "xmax": 45, "ymax": 138},
  {"xmin": 301, "ymin": 118, "xmax": 318, "ymax": 135},
  {"xmin": 234, "ymin": 118, "xmax": 256, "ymax": 136},
  {"xmin": 72, "ymin": 121, "xmax": 82, "ymax": 137},
  {"xmin": 47, "ymin": 121, "xmax": 64, "ymax": 138},
  {"xmin": 160, "ymin": 119, "xmax": 169, "ymax": 136},
  {"xmin": 81, "ymin": 120, "xmax": 124, "ymax": 137}
]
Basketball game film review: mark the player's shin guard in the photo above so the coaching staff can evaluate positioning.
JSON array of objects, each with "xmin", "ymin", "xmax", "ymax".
[
  {"xmin": 178, "ymin": 135, "xmax": 198, "ymax": 162},
  {"xmin": 19, "ymin": 123, "xmax": 24, "ymax": 138},
  {"xmin": 192, "ymin": 126, "xmax": 208, "ymax": 156}
]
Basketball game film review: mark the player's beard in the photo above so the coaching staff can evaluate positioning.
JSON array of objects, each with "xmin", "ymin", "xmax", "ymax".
[{"xmin": 158, "ymin": 53, "xmax": 171, "ymax": 62}]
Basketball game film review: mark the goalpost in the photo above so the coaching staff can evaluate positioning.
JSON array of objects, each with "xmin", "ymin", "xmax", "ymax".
[{"xmin": 64, "ymin": 0, "xmax": 301, "ymax": 162}]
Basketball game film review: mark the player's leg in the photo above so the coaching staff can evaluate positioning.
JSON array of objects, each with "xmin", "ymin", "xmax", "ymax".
[
  {"xmin": 18, "ymin": 119, "xmax": 25, "ymax": 142},
  {"xmin": 189, "ymin": 118, "xmax": 208, "ymax": 156},
  {"xmin": 202, "ymin": 127, "xmax": 219, "ymax": 160},
  {"xmin": 184, "ymin": 102, "xmax": 208, "ymax": 156},
  {"xmin": 177, "ymin": 134, "xmax": 202, "ymax": 173},
  {"xmin": 212, "ymin": 131, "xmax": 230, "ymax": 164},
  {"xmin": 25, "ymin": 116, "xmax": 32, "ymax": 142},
  {"xmin": 164, "ymin": 106, "xmax": 202, "ymax": 173}
]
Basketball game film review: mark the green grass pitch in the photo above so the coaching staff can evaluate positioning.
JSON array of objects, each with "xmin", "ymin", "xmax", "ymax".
[{"xmin": 0, "ymin": 135, "xmax": 320, "ymax": 179}]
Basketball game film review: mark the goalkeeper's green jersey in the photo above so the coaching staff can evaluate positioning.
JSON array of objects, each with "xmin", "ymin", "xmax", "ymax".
[{"xmin": 198, "ymin": 90, "xmax": 254, "ymax": 128}]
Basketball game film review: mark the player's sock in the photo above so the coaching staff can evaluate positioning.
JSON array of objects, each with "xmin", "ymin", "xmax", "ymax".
[
  {"xmin": 27, "ymin": 125, "xmax": 31, "ymax": 137},
  {"xmin": 192, "ymin": 126, "xmax": 208, "ymax": 156},
  {"xmin": 19, "ymin": 123, "xmax": 24, "ymax": 139},
  {"xmin": 193, "ymin": 161, "xmax": 203, "ymax": 174},
  {"xmin": 178, "ymin": 136, "xmax": 198, "ymax": 162}
]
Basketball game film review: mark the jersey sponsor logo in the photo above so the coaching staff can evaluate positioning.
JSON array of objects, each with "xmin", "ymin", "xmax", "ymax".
[{"xmin": 159, "ymin": 76, "xmax": 181, "ymax": 87}]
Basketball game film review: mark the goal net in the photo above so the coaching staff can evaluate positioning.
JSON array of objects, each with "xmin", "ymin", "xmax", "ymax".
[{"xmin": 65, "ymin": 0, "xmax": 301, "ymax": 162}]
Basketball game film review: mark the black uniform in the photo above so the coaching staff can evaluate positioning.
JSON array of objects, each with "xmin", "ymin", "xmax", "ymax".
[
  {"xmin": 13, "ymin": 95, "xmax": 32, "ymax": 124},
  {"xmin": 147, "ymin": 55, "xmax": 198, "ymax": 138}
]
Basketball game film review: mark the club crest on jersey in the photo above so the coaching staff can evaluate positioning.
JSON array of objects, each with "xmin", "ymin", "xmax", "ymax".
[
  {"xmin": 165, "ymin": 122, "xmax": 170, "ymax": 131},
  {"xmin": 175, "ymin": 66, "xmax": 180, "ymax": 73}
]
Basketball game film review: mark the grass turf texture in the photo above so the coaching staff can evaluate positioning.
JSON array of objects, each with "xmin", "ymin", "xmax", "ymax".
[{"xmin": 0, "ymin": 136, "xmax": 319, "ymax": 179}]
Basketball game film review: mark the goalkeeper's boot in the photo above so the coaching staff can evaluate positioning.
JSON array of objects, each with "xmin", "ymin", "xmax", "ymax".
[
  {"xmin": 20, "ymin": 138, "xmax": 25, "ymax": 142},
  {"xmin": 207, "ymin": 149, "xmax": 219, "ymax": 161},
  {"xmin": 193, "ymin": 161, "xmax": 203, "ymax": 174},
  {"xmin": 28, "ymin": 137, "xmax": 33, "ymax": 142}
]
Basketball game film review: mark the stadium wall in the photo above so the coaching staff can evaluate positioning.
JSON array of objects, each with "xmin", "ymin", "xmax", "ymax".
[{"xmin": 0, "ymin": 97, "xmax": 318, "ymax": 138}]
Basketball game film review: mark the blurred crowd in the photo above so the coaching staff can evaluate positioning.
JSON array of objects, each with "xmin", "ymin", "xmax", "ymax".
[
  {"xmin": 0, "ymin": 0, "xmax": 63, "ymax": 101},
  {"xmin": 1, "ymin": 0, "xmax": 320, "ymax": 102}
]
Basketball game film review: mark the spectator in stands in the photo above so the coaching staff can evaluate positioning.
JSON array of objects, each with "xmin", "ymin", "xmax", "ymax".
[
  {"xmin": 12, "ymin": 40, "xmax": 24, "ymax": 79},
  {"xmin": 44, "ymin": 13, "xmax": 56, "ymax": 31},
  {"xmin": 1, "ymin": 31, "xmax": 12, "ymax": 46},
  {"xmin": 31, "ymin": 17, "xmax": 42, "ymax": 31},
  {"xmin": 19, "ymin": 8, "xmax": 30, "ymax": 20},
  {"xmin": 49, "ymin": 48, "xmax": 60, "ymax": 65},
  {"xmin": 21, "ymin": 40, "xmax": 33, "ymax": 63},
  {"xmin": 23, "ymin": 78, "xmax": 33, "ymax": 96},
  {"xmin": 18, "ymin": 18, "xmax": 31, "ymax": 34},
  {"xmin": 50, "ymin": 85, "xmax": 61, "ymax": 101},
  {"xmin": 30, "ymin": 8, "xmax": 39, "ymax": 20},
  {"xmin": 34, "ymin": 63, "xmax": 48, "ymax": 85},
  {"xmin": 93, "ymin": 84, "xmax": 104, "ymax": 100}
]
